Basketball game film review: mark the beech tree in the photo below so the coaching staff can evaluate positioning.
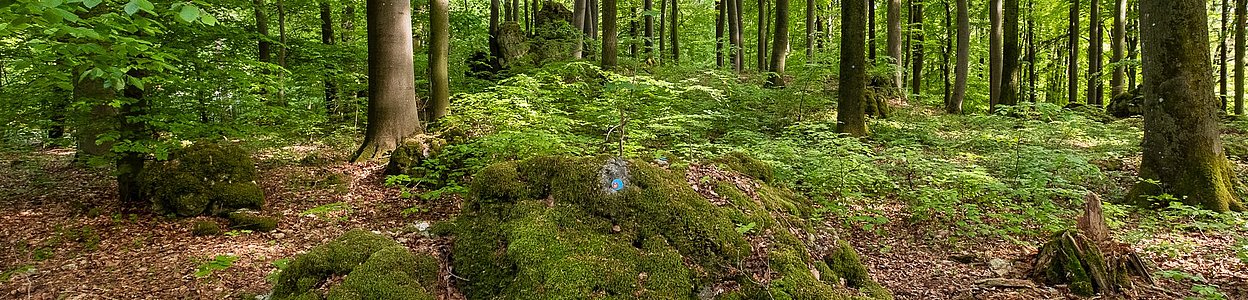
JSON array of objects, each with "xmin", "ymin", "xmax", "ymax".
[
  {"xmin": 998, "ymin": 0, "xmax": 1020, "ymax": 106},
  {"xmin": 1111, "ymin": 0, "xmax": 1126, "ymax": 96},
  {"xmin": 1237, "ymin": 0, "xmax": 1246, "ymax": 114},
  {"xmin": 839, "ymin": 0, "xmax": 869, "ymax": 136},
  {"xmin": 1130, "ymin": 0, "xmax": 1245, "ymax": 211},
  {"xmin": 1068, "ymin": 0, "xmax": 1079, "ymax": 104},
  {"xmin": 603, "ymin": 0, "xmax": 619, "ymax": 67},
  {"xmin": 354, "ymin": 0, "xmax": 422, "ymax": 162},
  {"xmin": 429, "ymin": 0, "xmax": 450, "ymax": 122},
  {"xmin": 988, "ymin": 0, "xmax": 1002, "ymax": 110},
  {"xmin": 767, "ymin": 0, "xmax": 790, "ymax": 87},
  {"xmin": 949, "ymin": 0, "xmax": 969, "ymax": 114}
]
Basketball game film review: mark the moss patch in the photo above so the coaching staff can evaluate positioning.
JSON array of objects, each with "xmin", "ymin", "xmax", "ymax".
[
  {"xmin": 140, "ymin": 142, "xmax": 266, "ymax": 217},
  {"xmin": 447, "ymin": 155, "xmax": 891, "ymax": 299},
  {"xmin": 271, "ymin": 230, "xmax": 439, "ymax": 300},
  {"xmin": 226, "ymin": 212, "xmax": 278, "ymax": 232},
  {"xmin": 191, "ymin": 220, "xmax": 221, "ymax": 236}
]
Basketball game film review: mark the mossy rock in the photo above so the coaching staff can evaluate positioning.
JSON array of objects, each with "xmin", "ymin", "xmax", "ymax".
[
  {"xmin": 140, "ymin": 142, "xmax": 265, "ymax": 217},
  {"xmin": 191, "ymin": 220, "xmax": 221, "ymax": 236},
  {"xmin": 1106, "ymin": 87, "xmax": 1143, "ymax": 118},
  {"xmin": 385, "ymin": 136, "xmax": 448, "ymax": 177},
  {"xmin": 447, "ymin": 155, "xmax": 892, "ymax": 300},
  {"xmin": 714, "ymin": 152, "xmax": 775, "ymax": 184},
  {"xmin": 226, "ymin": 212, "xmax": 278, "ymax": 232},
  {"xmin": 271, "ymin": 230, "xmax": 439, "ymax": 300}
]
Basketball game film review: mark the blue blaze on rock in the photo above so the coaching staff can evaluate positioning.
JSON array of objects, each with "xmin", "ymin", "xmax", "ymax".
[{"xmin": 598, "ymin": 157, "xmax": 629, "ymax": 194}]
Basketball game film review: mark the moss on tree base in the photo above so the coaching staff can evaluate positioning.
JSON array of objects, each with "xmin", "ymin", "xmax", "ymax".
[
  {"xmin": 1030, "ymin": 230, "xmax": 1152, "ymax": 296},
  {"xmin": 445, "ymin": 155, "xmax": 892, "ymax": 300}
]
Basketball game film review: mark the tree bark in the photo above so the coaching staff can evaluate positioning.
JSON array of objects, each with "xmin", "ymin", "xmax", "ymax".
[
  {"xmin": 73, "ymin": 71, "xmax": 116, "ymax": 159},
  {"xmin": 429, "ymin": 0, "xmax": 450, "ymax": 123},
  {"xmin": 354, "ymin": 0, "xmax": 422, "ymax": 162},
  {"xmin": 911, "ymin": 0, "xmax": 924, "ymax": 96},
  {"xmin": 758, "ymin": 0, "xmax": 769, "ymax": 71},
  {"xmin": 255, "ymin": 0, "xmax": 271, "ymax": 63},
  {"xmin": 806, "ymin": 0, "xmax": 815, "ymax": 60},
  {"xmin": 1130, "ymin": 0, "xmax": 1245, "ymax": 211},
  {"xmin": 603, "ymin": 0, "xmax": 619, "ymax": 67},
  {"xmin": 888, "ymin": 0, "xmax": 903, "ymax": 92},
  {"xmin": 1068, "ymin": 0, "xmax": 1079, "ymax": 104},
  {"xmin": 1222, "ymin": 0, "xmax": 1230, "ymax": 110},
  {"xmin": 490, "ymin": 0, "xmax": 502, "ymax": 59},
  {"xmin": 670, "ymin": 0, "xmax": 679, "ymax": 63},
  {"xmin": 869, "ymin": 0, "xmax": 876, "ymax": 61},
  {"xmin": 767, "ymin": 0, "xmax": 790, "ymax": 87},
  {"xmin": 839, "ymin": 0, "xmax": 869, "ymax": 136},
  {"xmin": 950, "ymin": 0, "xmax": 969, "ymax": 114},
  {"xmin": 277, "ymin": 0, "xmax": 287, "ymax": 68},
  {"xmin": 728, "ymin": 0, "xmax": 743, "ymax": 71},
  {"xmin": 117, "ymin": 69, "xmax": 149, "ymax": 207},
  {"xmin": 630, "ymin": 6, "xmax": 638, "ymax": 57},
  {"xmin": 645, "ymin": 0, "xmax": 654, "ymax": 57},
  {"xmin": 1088, "ymin": 0, "xmax": 1101, "ymax": 106},
  {"xmin": 321, "ymin": 1, "xmax": 338, "ymax": 117},
  {"xmin": 998, "ymin": 0, "xmax": 1019, "ymax": 106},
  {"xmin": 734, "ymin": 0, "xmax": 745, "ymax": 70},
  {"xmin": 943, "ymin": 0, "xmax": 953, "ymax": 106},
  {"xmin": 717, "ymin": 0, "xmax": 727, "ymax": 68},
  {"xmin": 1027, "ymin": 0, "xmax": 1036, "ymax": 102},
  {"xmin": 659, "ymin": 0, "xmax": 667, "ymax": 62},
  {"xmin": 988, "ymin": 0, "xmax": 1002, "ymax": 111},
  {"xmin": 1236, "ymin": 0, "xmax": 1245, "ymax": 114},
  {"xmin": 1111, "ymin": 0, "xmax": 1126, "ymax": 96}
]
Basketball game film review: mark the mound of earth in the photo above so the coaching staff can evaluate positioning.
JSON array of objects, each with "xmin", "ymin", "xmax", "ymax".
[{"xmin": 441, "ymin": 155, "xmax": 893, "ymax": 299}]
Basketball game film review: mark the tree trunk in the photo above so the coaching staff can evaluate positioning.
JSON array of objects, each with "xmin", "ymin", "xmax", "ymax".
[
  {"xmin": 321, "ymin": 1, "xmax": 338, "ymax": 118},
  {"xmin": 277, "ymin": 0, "xmax": 287, "ymax": 68},
  {"xmin": 354, "ymin": 0, "xmax": 422, "ymax": 162},
  {"xmin": 728, "ymin": 0, "xmax": 743, "ymax": 71},
  {"xmin": 887, "ymin": 0, "xmax": 903, "ymax": 93},
  {"xmin": 659, "ymin": 0, "xmax": 667, "ymax": 62},
  {"xmin": 429, "ymin": 0, "xmax": 450, "ymax": 123},
  {"xmin": 950, "ymin": 0, "xmax": 969, "ymax": 114},
  {"xmin": 342, "ymin": 3, "xmax": 355, "ymax": 43},
  {"xmin": 717, "ymin": 0, "xmax": 727, "ymax": 68},
  {"xmin": 1130, "ymin": 0, "xmax": 1245, "ymax": 211},
  {"xmin": 911, "ymin": 0, "xmax": 923, "ymax": 96},
  {"xmin": 645, "ymin": 0, "xmax": 654, "ymax": 56},
  {"xmin": 998, "ymin": 0, "xmax": 1019, "ymax": 106},
  {"xmin": 1027, "ymin": 0, "xmax": 1036, "ymax": 102},
  {"xmin": 1111, "ymin": 0, "xmax": 1126, "ymax": 96},
  {"xmin": 838, "ymin": 0, "xmax": 869, "ymax": 136},
  {"xmin": 670, "ymin": 0, "xmax": 679, "ymax": 63},
  {"xmin": 1068, "ymin": 0, "xmax": 1079, "ymax": 104},
  {"xmin": 117, "ymin": 69, "xmax": 149, "ymax": 208},
  {"xmin": 734, "ymin": 0, "xmax": 745, "ymax": 70},
  {"xmin": 767, "ymin": 0, "xmax": 790, "ymax": 87},
  {"xmin": 988, "ymin": 0, "xmax": 1002, "ymax": 111},
  {"xmin": 574, "ymin": 0, "xmax": 587, "ymax": 59},
  {"xmin": 73, "ymin": 72, "xmax": 116, "ymax": 159},
  {"xmin": 490, "ymin": 0, "xmax": 502, "ymax": 59},
  {"xmin": 630, "ymin": 6, "xmax": 638, "ymax": 57},
  {"xmin": 603, "ymin": 0, "xmax": 619, "ymax": 67},
  {"xmin": 1236, "ymin": 0, "xmax": 1245, "ymax": 115},
  {"xmin": 806, "ymin": 0, "xmax": 815, "ymax": 60},
  {"xmin": 1127, "ymin": 16, "xmax": 1137, "ymax": 87},
  {"xmin": 255, "ymin": 0, "xmax": 271, "ymax": 63},
  {"xmin": 1088, "ymin": 0, "xmax": 1101, "ymax": 106},
  {"xmin": 758, "ymin": 0, "xmax": 769, "ymax": 71},
  {"xmin": 869, "ymin": 0, "xmax": 876, "ymax": 61},
  {"xmin": 943, "ymin": 0, "xmax": 952, "ymax": 106},
  {"xmin": 1222, "ymin": 0, "xmax": 1230, "ymax": 110}
]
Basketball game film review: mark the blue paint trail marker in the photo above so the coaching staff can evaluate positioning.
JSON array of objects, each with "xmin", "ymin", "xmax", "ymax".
[{"xmin": 610, "ymin": 178, "xmax": 625, "ymax": 191}]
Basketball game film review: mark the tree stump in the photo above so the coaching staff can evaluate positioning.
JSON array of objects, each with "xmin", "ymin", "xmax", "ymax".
[{"xmin": 1031, "ymin": 193, "xmax": 1153, "ymax": 296}]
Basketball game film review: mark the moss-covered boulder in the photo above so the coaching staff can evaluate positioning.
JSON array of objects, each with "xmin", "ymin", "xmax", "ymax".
[
  {"xmin": 385, "ymin": 136, "xmax": 449, "ymax": 177},
  {"xmin": 445, "ymin": 155, "xmax": 891, "ymax": 300},
  {"xmin": 140, "ymin": 143, "xmax": 265, "ymax": 217},
  {"xmin": 271, "ymin": 230, "xmax": 439, "ymax": 300},
  {"xmin": 1106, "ymin": 87, "xmax": 1143, "ymax": 118},
  {"xmin": 226, "ymin": 211, "xmax": 278, "ymax": 232}
]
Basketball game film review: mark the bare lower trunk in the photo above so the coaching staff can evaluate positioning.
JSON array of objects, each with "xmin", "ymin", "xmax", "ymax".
[
  {"xmin": 603, "ymin": 0, "xmax": 619, "ymax": 67},
  {"xmin": 988, "ymin": 0, "xmax": 1002, "ymax": 111},
  {"xmin": 949, "ymin": 0, "xmax": 969, "ymax": 114},
  {"xmin": 767, "ymin": 0, "xmax": 789, "ymax": 87},
  {"xmin": 429, "ymin": 0, "xmax": 450, "ymax": 122},
  {"xmin": 838, "ymin": 0, "xmax": 868, "ymax": 136},
  {"xmin": 354, "ymin": 0, "xmax": 422, "ymax": 162},
  {"xmin": 998, "ymin": 0, "xmax": 1019, "ymax": 106}
]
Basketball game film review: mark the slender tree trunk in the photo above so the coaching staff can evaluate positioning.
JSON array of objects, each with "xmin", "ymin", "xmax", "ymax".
[
  {"xmin": 343, "ymin": 3, "xmax": 355, "ymax": 43},
  {"xmin": 73, "ymin": 71, "xmax": 116, "ymax": 159},
  {"xmin": 869, "ymin": 0, "xmax": 877, "ymax": 61},
  {"xmin": 255, "ymin": 0, "xmax": 271, "ymax": 63},
  {"xmin": 950, "ymin": 0, "xmax": 969, "ymax": 113},
  {"xmin": 645, "ymin": 0, "xmax": 654, "ymax": 56},
  {"xmin": 490, "ymin": 0, "xmax": 502, "ymax": 59},
  {"xmin": 1236, "ymin": 0, "xmax": 1245, "ymax": 115},
  {"xmin": 429, "ymin": 0, "xmax": 450, "ymax": 123},
  {"xmin": 1088, "ymin": 0, "xmax": 1101, "ymax": 106},
  {"xmin": 1127, "ymin": 16, "xmax": 1137, "ymax": 87},
  {"xmin": 728, "ymin": 0, "xmax": 743, "ymax": 71},
  {"xmin": 758, "ymin": 0, "xmax": 769, "ymax": 70},
  {"xmin": 589, "ymin": 0, "xmax": 599, "ymax": 39},
  {"xmin": 277, "ymin": 0, "xmax": 287, "ymax": 68},
  {"xmin": 354, "ymin": 0, "xmax": 422, "ymax": 162},
  {"xmin": 943, "ymin": 0, "xmax": 953, "ymax": 105},
  {"xmin": 1111, "ymin": 0, "xmax": 1126, "ymax": 96},
  {"xmin": 735, "ymin": 0, "xmax": 745, "ymax": 69},
  {"xmin": 887, "ymin": 0, "xmax": 903, "ymax": 92},
  {"xmin": 670, "ymin": 0, "xmax": 679, "ymax": 62},
  {"xmin": 1130, "ymin": 0, "xmax": 1244, "ymax": 211},
  {"xmin": 999, "ymin": 0, "xmax": 1019, "ymax": 106},
  {"xmin": 574, "ymin": 0, "xmax": 586, "ymax": 59},
  {"xmin": 717, "ymin": 0, "xmax": 727, "ymax": 68},
  {"xmin": 806, "ymin": 0, "xmax": 815, "ymax": 60},
  {"xmin": 117, "ymin": 69, "xmax": 148, "ymax": 207},
  {"xmin": 321, "ymin": 1, "xmax": 338, "ymax": 118},
  {"xmin": 630, "ymin": 5, "xmax": 638, "ymax": 57},
  {"xmin": 1222, "ymin": 0, "xmax": 1231, "ymax": 110},
  {"xmin": 1069, "ymin": 0, "xmax": 1079, "ymax": 104},
  {"xmin": 911, "ymin": 0, "xmax": 924, "ymax": 95},
  {"xmin": 768, "ymin": 0, "xmax": 790, "ymax": 86},
  {"xmin": 988, "ymin": 0, "xmax": 1002, "ymax": 111},
  {"xmin": 1027, "ymin": 0, "xmax": 1036, "ymax": 102},
  {"xmin": 603, "ymin": 0, "xmax": 619, "ymax": 67},
  {"xmin": 659, "ymin": 0, "xmax": 667, "ymax": 62},
  {"xmin": 839, "ymin": 0, "xmax": 869, "ymax": 136}
]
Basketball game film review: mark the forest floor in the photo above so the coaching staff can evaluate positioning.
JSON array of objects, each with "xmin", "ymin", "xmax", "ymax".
[{"xmin": 2, "ymin": 113, "xmax": 1248, "ymax": 299}]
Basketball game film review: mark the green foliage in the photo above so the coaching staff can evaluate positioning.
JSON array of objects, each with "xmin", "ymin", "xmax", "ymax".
[{"xmin": 193, "ymin": 255, "xmax": 238, "ymax": 279}]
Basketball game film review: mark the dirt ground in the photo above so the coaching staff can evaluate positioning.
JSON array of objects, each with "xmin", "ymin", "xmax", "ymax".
[{"xmin": 1, "ymin": 146, "xmax": 1244, "ymax": 299}]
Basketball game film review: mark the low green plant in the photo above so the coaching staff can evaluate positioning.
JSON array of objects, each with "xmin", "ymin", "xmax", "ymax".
[
  {"xmin": 194, "ymin": 255, "xmax": 239, "ymax": 279},
  {"xmin": 302, "ymin": 202, "xmax": 351, "ymax": 222}
]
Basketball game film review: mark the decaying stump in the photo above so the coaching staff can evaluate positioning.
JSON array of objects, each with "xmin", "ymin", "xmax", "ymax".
[{"xmin": 1031, "ymin": 193, "xmax": 1153, "ymax": 296}]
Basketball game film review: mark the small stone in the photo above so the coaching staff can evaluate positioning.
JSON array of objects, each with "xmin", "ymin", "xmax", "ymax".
[
  {"xmin": 989, "ymin": 258, "xmax": 1012, "ymax": 276},
  {"xmin": 272, "ymin": 233, "xmax": 285, "ymax": 239}
]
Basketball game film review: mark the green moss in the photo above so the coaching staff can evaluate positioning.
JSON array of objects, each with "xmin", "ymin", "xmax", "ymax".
[
  {"xmin": 191, "ymin": 220, "xmax": 221, "ymax": 236},
  {"xmin": 211, "ymin": 183, "xmax": 265, "ymax": 215},
  {"xmin": 272, "ymin": 230, "xmax": 438, "ymax": 300},
  {"xmin": 449, "ymin": 156, "xmax": 891, "ymax": 300},
  {"xmin": 177, "ymin": 143, "xmax": 257, "ymax": 183},
  {"xmin": 714, "ymin": 152, "xmax": 775, "ymax": 184},
  {"xmin": 140, "ymin": 142, "xmax": 267, "ymax": 217},
  {"xmin": 226, "ymin": 212, "xmax": 278, "ymax": 232}
]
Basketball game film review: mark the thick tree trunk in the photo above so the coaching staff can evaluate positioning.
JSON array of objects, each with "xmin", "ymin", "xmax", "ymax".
[
  {"xmin": 838, "ymin": 0, "xmax": 868, "ymax": 136},
  {"xmin": 255, "ymin": 0, "xmax": 271, "ymax": 63},
  {"xmin": 767, "ymin": 0, "xmax": 790, "ymax": 87},
  {"xmin": 887, "ymin": 0, "xmax": 903, "ymax": 93},
  {"xmin": 354, "ymin": 0, "xmax": 422, "ymax": 162},
  {"xmin": 1068, "ymin": 0, "xmax": 1079, "ymax": 104},
  {"xmin": 950, "ymin": 0, "xmax": 969, "ymax": 114},
  {"xmin": 1130, "ymin": 0, "xmax": 1245, "ymax": 211},
  {"xmin": 670, "ymin": 0, "xmax": 679, "ymax": 63},
  {"xmin": 1236, "ymin": 0, "xmax": 1246, "ymax": 115},
  {"xmin": 988, "ymin": 0, "xmax": 1002, "ymax": 111},
  {"xmin": 603, "ymin": 0, "xmax": 619, "ymax": 67},
  {"xmin": 758, "ymin": 0, "xmax": 769, "ymax": 71},
  {"xmin": 717, "ymin": 0, "xmax": 727, "ymax": 68},
  {"xmin": 911, "ymin": 0, "xmax": 923, "ymax": 96},
  {"xmin": 1111, "ymin": 0, "xmax": 1126, "ymax": 96},
  {"xmin": 429, "ymin": 0, "xmax": 450, "ymax": 123},
  {"xmin": 998, "ymin": 0, "xmax": 1019, "ymax": 106},
  {"xmin": 1088, "ymin": 0, "xmax": 1101, "ymax": 106}
]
